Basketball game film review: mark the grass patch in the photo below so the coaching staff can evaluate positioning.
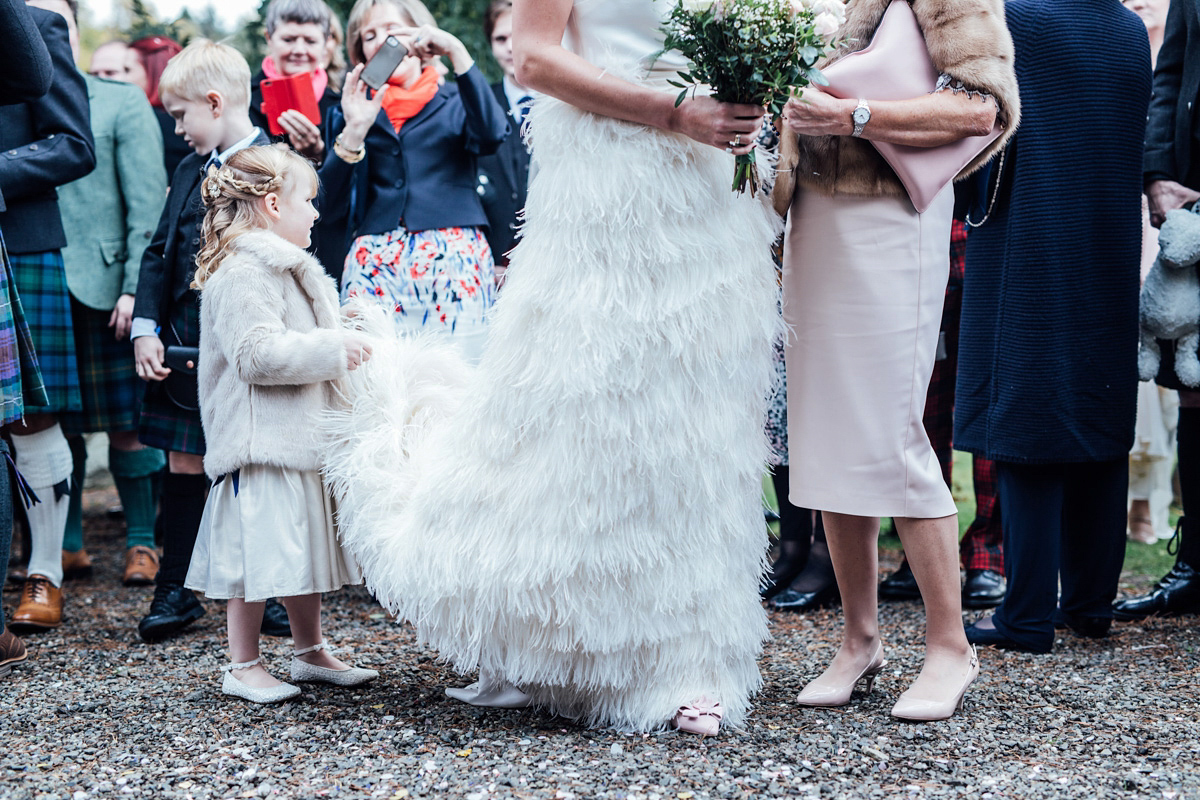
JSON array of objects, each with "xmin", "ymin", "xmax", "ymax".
[{"xmin": 765, "ymin": 451, "xmax": 1178, "ymax": 587}]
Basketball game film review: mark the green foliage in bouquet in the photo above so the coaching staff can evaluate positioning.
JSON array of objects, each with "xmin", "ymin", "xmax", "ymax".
[{"xmin": 660, "ymin": 0, "xmax": 840, "ymax": 193}]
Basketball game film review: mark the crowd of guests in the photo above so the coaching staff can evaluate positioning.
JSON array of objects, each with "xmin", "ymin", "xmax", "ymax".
[{"xmin": 0, "ymin": 0, "xmax": 1197, "ymax": 689}]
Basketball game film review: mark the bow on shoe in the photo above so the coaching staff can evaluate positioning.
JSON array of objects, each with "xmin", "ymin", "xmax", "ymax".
[{"xmin": 676, "ymin": 696, "xmax": 724, "ymax": 722}]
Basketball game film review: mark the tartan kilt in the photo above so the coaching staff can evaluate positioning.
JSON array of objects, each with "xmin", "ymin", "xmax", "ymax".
[
  {"xmin": 8, "ymin": 250, "xmax": 81, "ymax": 415},
  {"xmin": 61, "ymin": 297, "xmax": 142, "ymax": 434},
  {"xmin": 136, "ymin": 293, "xmax": 205, "ymax": 455},
  {"xmin": 0, "ymin": 229, "xmax": 48, "ymax": 425}
]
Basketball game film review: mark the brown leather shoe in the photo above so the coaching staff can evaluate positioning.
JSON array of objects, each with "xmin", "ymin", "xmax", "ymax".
[
  {"xmin": 10, "ymin": 575, "xmax": 63, "ymax": 633},
  {"xmin": 61, "ymin": 548, "xmax": 94, "ymax": 580},
  {"xmin": 0, "ymin": 629, "xmax": 28, "ymax": 675},
  {"xmin": 123, "ymin": 546, "xmax": 159, "ymax": 586}
]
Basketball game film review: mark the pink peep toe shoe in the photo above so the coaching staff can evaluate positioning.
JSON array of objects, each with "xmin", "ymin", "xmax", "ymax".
[
  {"xmin": 796, "ymin": 642, "xmax": 887, "ymax": 707},
  {"xmin": 673, "ymin": 697, "xmax": 723, "ymax": 736}
]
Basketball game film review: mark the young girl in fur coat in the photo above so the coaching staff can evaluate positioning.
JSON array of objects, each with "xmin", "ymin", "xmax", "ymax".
[{"xmin": 186, "ymin": 145, "xmax": 378, "ymax": 703}]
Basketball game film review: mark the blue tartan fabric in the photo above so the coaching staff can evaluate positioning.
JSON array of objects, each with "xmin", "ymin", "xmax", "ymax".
[
  {"xmin": 60, "ymin": 297, "xmax": 141, "ymax": 435},
  {"xmin": 7, "ymin": 249, "xmax": 79, "ymax": 415},
  {"xmin": 136, "ymin": 295, "xmax": 204, "ymax": 455},
  {"xmin": 0, "ymin": 228, "xmax": 48, "ymax": 425}
]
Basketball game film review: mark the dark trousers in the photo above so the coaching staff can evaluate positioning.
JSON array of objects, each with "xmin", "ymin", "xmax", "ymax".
[
  {"xmin": 992, "ymin": 457, "xmax": 1128, "ymax": 651},
  {"xmin": 1175, "ymin": 407, "xmax": 1200, "ymax": 568},
  {"xmin": 0, "ymin": 440, "xmax": 11, "ymax": 635}
]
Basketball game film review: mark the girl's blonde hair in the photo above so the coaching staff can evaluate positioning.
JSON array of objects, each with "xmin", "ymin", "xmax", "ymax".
[
  {"xmin": 193, "ymin": 144, "xmax": 318, "ymax": 290},
  {"xmin": 346, "ymin": 0, "xmax": 437, "ymax": 66}
]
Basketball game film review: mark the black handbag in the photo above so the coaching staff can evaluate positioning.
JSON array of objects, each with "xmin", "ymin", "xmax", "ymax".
[{"xmin": 163, "ymin": 320, "xmax": 199, "ymax": 411}]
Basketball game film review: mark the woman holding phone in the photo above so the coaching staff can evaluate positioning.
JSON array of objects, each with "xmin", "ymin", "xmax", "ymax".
[{"xmin": 320, "ymin": 0, "xmax": 508, "ymax": 362}]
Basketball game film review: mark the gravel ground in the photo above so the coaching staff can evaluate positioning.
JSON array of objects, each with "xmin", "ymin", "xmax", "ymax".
[{"xmin": 1, "ymin": 490, "xmax": 1198, "ymax": 800}]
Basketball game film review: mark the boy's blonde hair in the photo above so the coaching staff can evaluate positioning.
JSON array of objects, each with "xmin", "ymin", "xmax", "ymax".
[
  {"xmin": 193, "ymin": 145, "xmax": 319, "ymax": 289},
  {"xmin": 157, "ymin": 38, "xmax": 251, "ymax": 109},
  {"xmin": 346, "ymin": 0, "xmax": 437, "ymax": 66}
]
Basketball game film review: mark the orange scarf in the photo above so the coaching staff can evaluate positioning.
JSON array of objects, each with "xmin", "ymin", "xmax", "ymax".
[{"xmin": 382, "ymin": 66, "xmax": 440, "ymax": 132}]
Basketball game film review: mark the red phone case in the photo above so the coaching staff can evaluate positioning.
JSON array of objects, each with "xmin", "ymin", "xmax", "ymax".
[{"xmin": 260, "ymin": 73, "xmax": 321, "ymax": 136}]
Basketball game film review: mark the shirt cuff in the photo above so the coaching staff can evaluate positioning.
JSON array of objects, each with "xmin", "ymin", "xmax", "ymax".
[{"xmin": 131, "ymin": 317, "xmax": 160, "ymax": 340}]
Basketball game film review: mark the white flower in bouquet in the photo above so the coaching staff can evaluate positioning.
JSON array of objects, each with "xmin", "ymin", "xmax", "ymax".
[
  {"xmin": 660, "ymin": 0, "xmax": 844, "ymax": 194},
  {"xmin": 813, "ymin": 11, "xmax": 841, "ymax": 36}
]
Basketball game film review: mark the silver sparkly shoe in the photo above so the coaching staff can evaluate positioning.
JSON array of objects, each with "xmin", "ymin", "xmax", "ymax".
[
  {"xmin": 290, "ymin": 641, "xmax": 379, "ymax": 687},
  {"xmin": 221, "ymin": 657, "xmax": 301, "ymax": 704}
]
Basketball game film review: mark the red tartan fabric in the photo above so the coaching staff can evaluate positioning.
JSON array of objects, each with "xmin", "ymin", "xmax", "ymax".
[{"xmin": 920, "ymin": 220, "xmax": 1004, "ymax": 571}]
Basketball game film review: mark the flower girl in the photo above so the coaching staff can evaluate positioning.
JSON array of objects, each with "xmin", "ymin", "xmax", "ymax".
[{"xmin": 185, "ymin": 145, "xmax": 378, "ymax": 703}]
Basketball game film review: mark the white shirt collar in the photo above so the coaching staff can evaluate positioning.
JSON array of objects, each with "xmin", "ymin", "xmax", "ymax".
[
  {"xmin": 502, "ymin": 77, "xmax": 529, "ymax": 116},
  {"xmin": 210, "ymin": 126, "xmax": 263, "ymax": 166}
]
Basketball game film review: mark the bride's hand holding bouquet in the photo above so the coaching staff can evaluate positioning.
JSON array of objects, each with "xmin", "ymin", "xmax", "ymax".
[{"xmin": 662, "ymin": 0, "xmax": 846, "ymax": 194}]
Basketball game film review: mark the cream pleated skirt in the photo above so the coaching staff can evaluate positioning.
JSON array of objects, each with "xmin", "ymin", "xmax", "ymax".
[
  {"xmin": 186, "ymin": 464, "xmax": 362, "ymax": 602},
  {"xmin": 782, "ymin": 188, "xmax": 958, "ymax": 519}
]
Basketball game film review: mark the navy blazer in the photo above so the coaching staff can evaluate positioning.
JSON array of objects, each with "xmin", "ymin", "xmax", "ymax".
[
  {"xmin": 1145, "ymin": 0, "xmax": 1200, "ymax": 186},
  {"xmin": 0, "ymin": 0, "xmax": 52, "ymax": 108},
  {"xmin": 133, "ymin": 130, "xmax": 272, "ymax": 325},
  {"xmin": 476, "ymin": 82, "xmax": 530, "ymax": 263},
  {"xmin": 319, "ymin": 66, "xmax": 508, "ymax": 240},
  {"xmin": 0, "ymin": 7, "xmax": 94, "ymax": 243}
]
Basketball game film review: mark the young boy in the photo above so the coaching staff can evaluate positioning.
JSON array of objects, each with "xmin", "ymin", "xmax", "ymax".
[{"xmin": 130, "ymin": 40, "xmax": 290, "ymax": 642}]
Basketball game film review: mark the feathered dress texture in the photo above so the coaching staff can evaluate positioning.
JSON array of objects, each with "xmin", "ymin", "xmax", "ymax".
[{"xmin": 323, "ymin": 96, "xmax": 782, "ymax": 731}]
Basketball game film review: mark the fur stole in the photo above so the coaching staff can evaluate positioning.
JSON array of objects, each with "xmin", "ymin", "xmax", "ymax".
[{"xmin": 775, "ymin": 0, "xmax": 1020, "ymax": 208}]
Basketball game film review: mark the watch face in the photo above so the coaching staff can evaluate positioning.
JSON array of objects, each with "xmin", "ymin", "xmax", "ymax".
[{"xmin": 853, "ymin": 107, "xmax": 871, "ymax": 125}]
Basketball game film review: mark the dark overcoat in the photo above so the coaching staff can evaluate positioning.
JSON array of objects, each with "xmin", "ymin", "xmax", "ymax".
[
  {"xmin": 954, "ymin": 0, "xmax": 1151, "ymax": 464},
  {"xmin": 476, "ymin": 82, "xmax": 530, "ymax": 264}
]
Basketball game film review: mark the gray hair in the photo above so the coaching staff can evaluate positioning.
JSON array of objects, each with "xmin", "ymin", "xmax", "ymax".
[{"xmin": 264, "ymin": 0, "xmax": 334, "ymax": 37}]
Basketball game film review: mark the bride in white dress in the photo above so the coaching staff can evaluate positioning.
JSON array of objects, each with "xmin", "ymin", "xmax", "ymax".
[{"xmin": 324, "ymin": 0, "xmax": 782, "ymax": 733}]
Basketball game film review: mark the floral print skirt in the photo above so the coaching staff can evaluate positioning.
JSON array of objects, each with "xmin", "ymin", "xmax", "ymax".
[{"xmin": 342, "ymin": 225, "xmax": 495, "ymax": 363}]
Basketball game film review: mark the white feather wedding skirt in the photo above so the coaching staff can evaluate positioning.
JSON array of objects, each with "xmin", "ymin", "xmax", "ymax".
[{"xmin": 323, "ymin": 96, "xmax": 782, "ymax": 731}]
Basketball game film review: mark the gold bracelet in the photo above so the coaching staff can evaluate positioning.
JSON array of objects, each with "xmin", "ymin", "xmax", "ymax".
[{"xmin": 333, "ymin": 134, "xmax": 365, "ymax": 164}]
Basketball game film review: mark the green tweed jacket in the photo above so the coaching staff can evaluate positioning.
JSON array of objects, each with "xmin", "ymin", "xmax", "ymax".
[{"xmin": 57, "ymin": 72, "xmax": 166, "ymax": 311}]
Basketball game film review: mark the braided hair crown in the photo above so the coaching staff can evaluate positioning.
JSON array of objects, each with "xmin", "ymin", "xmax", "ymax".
[{"xmin": 192, "ymin": 144, "xmax": 319, "ymax": 289}]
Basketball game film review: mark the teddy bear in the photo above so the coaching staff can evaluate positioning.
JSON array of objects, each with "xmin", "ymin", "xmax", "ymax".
[{"xmin": 1139, "ymin": 205, "xmax": 1200, "ymax": 387}]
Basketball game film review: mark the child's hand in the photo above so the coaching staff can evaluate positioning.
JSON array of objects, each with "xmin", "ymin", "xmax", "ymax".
[
  {"xmin": 344, "ymin": 333, "xmax": 373, "ymax": 371},
  {"xmin": 134, "ymin": 335, "xmax": 171, "ymax": 382}
]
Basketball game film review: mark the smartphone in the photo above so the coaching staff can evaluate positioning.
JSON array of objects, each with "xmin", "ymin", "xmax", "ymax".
[{"xmin": 361, "ymin": 35, "xmax": 409, "ymax": 90}]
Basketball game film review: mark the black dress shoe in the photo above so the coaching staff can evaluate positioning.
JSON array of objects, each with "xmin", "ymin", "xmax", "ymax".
[
  {"xmin": 770, "ymin": 583, "xmax": 839, "ymax": 612},
  {"xmin": 878, "ymin": 561, "xmax": 921, "ymax": 601},
  {"xmin": 261, "ymin": 598, "xmax": 292, "ymax": 637},
  {"xmin": 1053, "ymin": 609, "xmax": 1111, "ymax": 639},
  {"xmin": 1113, "ymin": 561, "xmax": 1200, "ymax": 620},
  {"xmin": 962, "ymin": 569, "xmax": 1006, "ymax": 609},
  {"xmin": 761, "ymin": 555, "xmax": 807, "ymax": 600},
  {"xmin": 138, "ymin": 583, "xmax": 205, "ymax": 642},
  {"xmin": 964, "ymin": 620, "xmax": 1051, "ymax": 654}
]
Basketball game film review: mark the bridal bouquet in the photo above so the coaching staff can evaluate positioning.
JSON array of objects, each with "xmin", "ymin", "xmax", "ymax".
[{"xmin": 662, "ymin": 0, "xmax": 846, "ymax": 194}]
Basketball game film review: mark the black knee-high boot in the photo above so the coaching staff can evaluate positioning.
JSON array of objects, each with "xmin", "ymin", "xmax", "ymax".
[
  {"xmin": 763, "ymin": 466, "xmax": 814, "ymax": 599},
  {"xmin": 138, "ymin": 472, "xmax": 208, "ymax": 642},
  {"xmin": 1114, "ymin": 407, "xmax": 1200, "ymax": 619}
]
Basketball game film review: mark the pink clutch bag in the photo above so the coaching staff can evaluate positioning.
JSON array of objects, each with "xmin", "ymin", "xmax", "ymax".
[{"xmin": 819, "ymin": 0, "xmax": 1003, "ymax": 213}]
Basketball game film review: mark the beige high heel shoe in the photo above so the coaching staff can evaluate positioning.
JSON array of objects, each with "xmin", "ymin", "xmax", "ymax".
[
  {"xmin": 890, "ymin": 646, "xmax": 979, "ymax": 721},
  {"xmin": 796, "ymin": 642, "xmax": 887, "ymax": 707}
]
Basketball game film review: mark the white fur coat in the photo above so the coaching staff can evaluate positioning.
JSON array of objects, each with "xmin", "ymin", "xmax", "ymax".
[{"xmin": 198, "ymin": 230, "xmax": 347, "ymax": 480}]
